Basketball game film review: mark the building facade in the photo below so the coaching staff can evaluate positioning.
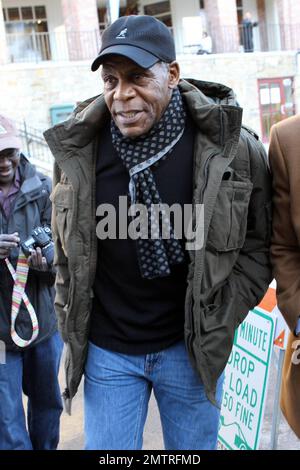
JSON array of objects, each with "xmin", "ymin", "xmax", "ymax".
[
  {"xmin": 1, "ymin": 0, "xmax": 300, "ymax": 172},
  {"xmin": 1, "ymin": 0, "xmax": 300, "ymax": 63}
]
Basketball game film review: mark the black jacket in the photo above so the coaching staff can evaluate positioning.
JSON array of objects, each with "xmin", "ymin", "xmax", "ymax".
[{"xmin": 0, "ymin": 155, "xmax": 57, "ymax": 351}]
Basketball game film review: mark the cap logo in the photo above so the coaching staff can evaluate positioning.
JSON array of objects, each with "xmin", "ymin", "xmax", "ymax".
[
  {"xmin": 116, "ymin": 28, "xmax": 127, "ymax": 39},
  {"xmin": 0, "ymin": 124, "xmax": 7, "ymax": 135}
]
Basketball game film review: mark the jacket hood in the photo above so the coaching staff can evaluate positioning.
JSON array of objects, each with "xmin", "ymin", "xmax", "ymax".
[
  {"xmin": 19, "ymin": 153, "xmax": 35, "ymax": 179},
  {"xmin": 18, "ymin": 153, "xmax": 44, "ymax": 195},
  {"xmin": 182, "ymin": 78, "xmax": 238, "ymax": 105},
  {"xmin": 44, "ymin": 78, "xmax": 242, "ymax": 157}
]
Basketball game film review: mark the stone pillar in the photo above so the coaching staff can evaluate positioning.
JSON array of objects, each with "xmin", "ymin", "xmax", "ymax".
[
  {"xmin": 61, "ymin": 0, "xmax": 100, "ymax": 61},
  {"xmin": 204, "ymin": 0, "xmax": 240, "ymax": 53},
  {"xmin": 0, "ymin": 0, "xmax": 7, "ymax": 64},
  {"xmin": 276, "ymin": 0, "xmax": 300, "ymax": 50},
  {"xmin": 257, "ymin": 0, "xmax": 268, "ymax": 51}
]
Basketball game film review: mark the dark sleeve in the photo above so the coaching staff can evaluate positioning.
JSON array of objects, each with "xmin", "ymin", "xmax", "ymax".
[{"xmin": 29, "ymin": 175, "xmax": 56, "ymax": 286}]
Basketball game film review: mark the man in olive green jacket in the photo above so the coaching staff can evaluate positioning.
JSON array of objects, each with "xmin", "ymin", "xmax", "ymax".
[{"xmin": 45, "ymin": 15, "xmax": 272, "ymax": 450}]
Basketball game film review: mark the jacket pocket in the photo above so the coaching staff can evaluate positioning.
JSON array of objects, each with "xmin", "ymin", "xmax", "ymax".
[
  {"xmin": 207, "ymin": 178, "xmax": 253, "ymax": 251},
  {"xmin": 51, "ymin": 183, "xmax": 73, "ymax": 257}
]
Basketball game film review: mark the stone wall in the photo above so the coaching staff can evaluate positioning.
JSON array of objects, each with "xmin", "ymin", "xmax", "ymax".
[
  {"xmin": 178, "ymin": 51, "xmax": 299, "ymax": 136},
  {"xmin": 1, "ymin": 51, "xmax": 299, "ymax": 140},
  {"xmin": 0, "ymin": 61, "xmax": 101, "ymax": 129}
]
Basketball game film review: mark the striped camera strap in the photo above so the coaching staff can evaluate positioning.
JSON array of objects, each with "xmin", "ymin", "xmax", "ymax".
[{"xmin": 5, "ymin": 250, "xmax": 39, "ymax": 348}]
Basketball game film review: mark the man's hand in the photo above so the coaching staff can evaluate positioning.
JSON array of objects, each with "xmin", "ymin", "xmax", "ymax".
[
  {"xmin": 27, "ymin": 247, "xmax": 48, "ymax": 271},
  {"xmin": 0, "ymin": 232, "xmax": 20, "ymax": 259}
]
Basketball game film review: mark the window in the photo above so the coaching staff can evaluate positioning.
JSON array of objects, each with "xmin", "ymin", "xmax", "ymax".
[
  {"xmin": 199, "ymin": 0, "xmax": 205, "ymax": 9},
  {"xmin": 120, "ymin": 4, "xmax": 139, "ymax": 16},
  {"xmin": 3, "ymin": 5, "xmax": 47, "ymax": 26},
  {"xmin": 7, "ymin": 7, "xmax": 20, "ymax": 21},
  {"xmin": 258, "ymin": 77, "xmax": 295, "ymax": 142},
  {"xmin": 34, "ymin": 6, "xmax": 46, "ymax": 19},
  {"xmin": 98, "ymin": 3, "xmax": 139, "ymax": 32},
  {"xmin": 21, "ymin": 7, "xmax": 33, "ymax": 20},
  {"xmin": 143, "ymin": 1, "xmax": 173, "ymax": 31},
  {"xmin": 144, "ymin": 1, "xmax": 170, "ymax": 16},
  {"xmin": 3, "ymin": 5, "xmax": 50, "ymax": 62}
]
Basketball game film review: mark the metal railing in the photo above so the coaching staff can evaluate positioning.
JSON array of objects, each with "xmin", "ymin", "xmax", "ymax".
[
  {"xmin": 183, "ymin": 23, "xmax": 300, "ymax": 55},
  {"xmin": 3, "ymin": 23, "xmax": 300, "ymax": 65},
  {"xmin": 17, "ymin": 121, "xmax": 53, "ymax": 177},
  {"xmin": 5, "ymin": 30, "xmax": 100, "ymax": 64}
]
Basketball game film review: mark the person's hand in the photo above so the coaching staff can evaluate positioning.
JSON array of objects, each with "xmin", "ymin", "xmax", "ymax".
[
  {"xmin": 27, "ymin": 247, "xmax": 48, "ymax": 271},
  {"xmin": 0, "ymin": 232, "xmax": 20, "ymax": 259}
]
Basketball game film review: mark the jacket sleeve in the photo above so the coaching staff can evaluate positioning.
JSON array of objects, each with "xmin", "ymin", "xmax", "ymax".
[
  {"xmin": 51, "ymin": 163, "xmax": 70, "ymax": 342},
  {"xmin": 29, "ymin": 175, "xmax": 56, "ymax": 286},
  {"xmin": 230, "ymin": 130, "xmax": 273, "ymax": 326},
  {"xmin": 269, "ymin": 125, "xmax": 300, "ymax": 332}
]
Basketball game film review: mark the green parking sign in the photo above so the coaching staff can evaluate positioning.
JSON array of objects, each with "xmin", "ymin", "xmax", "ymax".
[{"xmin": 218, "ymin": 308, "xmax": 275, "ymax": 450}]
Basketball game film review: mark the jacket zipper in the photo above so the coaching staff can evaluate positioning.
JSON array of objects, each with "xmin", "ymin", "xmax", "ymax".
[
  {"xmin": 89, "ymin": 138, "xmax": 98, "ymax": 296},
  {"xmin": 186, "ymin": 152, "xmax": 217, "ymax": 359}
]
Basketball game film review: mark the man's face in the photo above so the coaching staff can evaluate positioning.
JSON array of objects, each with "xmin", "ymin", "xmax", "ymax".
[
  {"xmin": 101, "ymin": 56, "xmax": 180, "ymax": 139},
  {"xmin": 0, "ymin": 148, "xmax": 20, "ymax": 186}
]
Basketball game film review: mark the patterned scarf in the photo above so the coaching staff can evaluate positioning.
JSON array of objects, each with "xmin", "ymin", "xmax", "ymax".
[{"xmin": 111, "ymin": 88, "xmax": 186, "ymax": 280}]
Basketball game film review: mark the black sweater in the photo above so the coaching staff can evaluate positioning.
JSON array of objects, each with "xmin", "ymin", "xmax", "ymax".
[{"xmin": 90, "ymin": 116, "xmax": 195, "ymax": 354}]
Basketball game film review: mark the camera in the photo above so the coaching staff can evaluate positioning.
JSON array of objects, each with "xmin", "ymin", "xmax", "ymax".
[{"xmin": 21, "ymin": 226, "xmax": 54, "ymax": 266}]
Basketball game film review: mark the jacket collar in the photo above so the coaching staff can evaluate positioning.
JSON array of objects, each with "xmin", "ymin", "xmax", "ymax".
[
  {"xmin": 44, "ymin": 79, "xmax": 243, "ymax": 166},
  {"xmin": 17, "ymin": 154, "xmax": 42, "ymax": 193}
]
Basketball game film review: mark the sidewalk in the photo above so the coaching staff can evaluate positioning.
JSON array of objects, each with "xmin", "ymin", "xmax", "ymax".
[{"xmin": 58, "ymin": 350, "xmax": 300, "ymax": 450}]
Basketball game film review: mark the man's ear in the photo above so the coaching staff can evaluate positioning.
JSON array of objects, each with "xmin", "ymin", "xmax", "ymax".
[{"xmin": 168, "ymin": 61, "xmax": 180, "ymax": 89}]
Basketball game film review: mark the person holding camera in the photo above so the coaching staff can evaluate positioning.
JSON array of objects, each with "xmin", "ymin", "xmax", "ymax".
[{"xmin": 0, "ymin": 114, "xmax": 63, "ymax": 450}]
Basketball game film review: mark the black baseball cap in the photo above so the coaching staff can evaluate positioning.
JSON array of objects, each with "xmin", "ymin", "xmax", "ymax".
[{"xmin": 91, "ymin": 15, "xmax": 176, "ymax": 71}]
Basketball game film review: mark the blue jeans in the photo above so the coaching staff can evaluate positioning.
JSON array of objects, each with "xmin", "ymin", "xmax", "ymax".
[
  {"xmin": 0, "ymin": 332, "xmax": 63, "ymax": 450},
  {"xmin": 84, "ymin": 339, "xmax": 224, "ymax": 450}
]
